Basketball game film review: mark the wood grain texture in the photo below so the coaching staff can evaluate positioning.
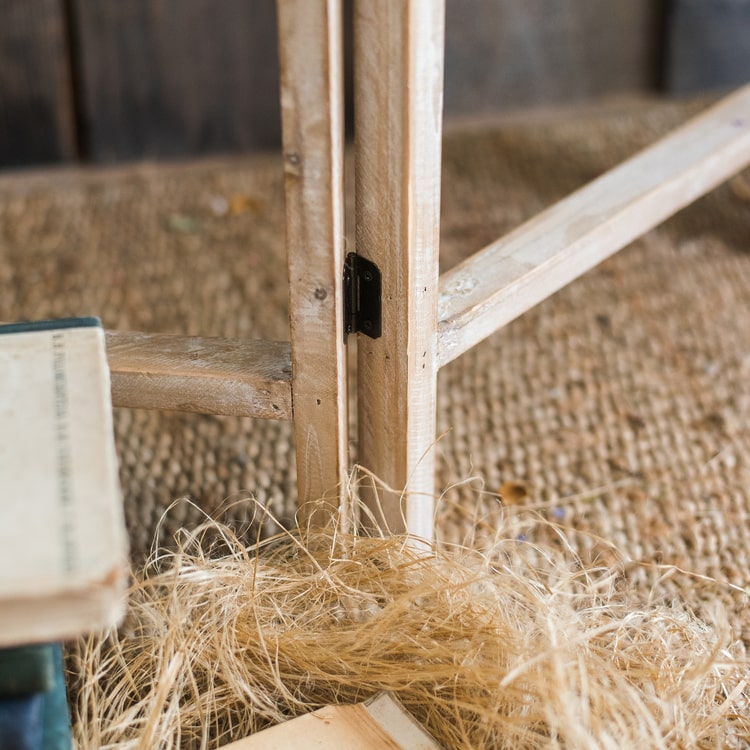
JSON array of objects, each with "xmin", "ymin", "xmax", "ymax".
[
  {"xmin": 437, "ymin": 84, "xmax": 750, "ymax": 368},
  {"xmin": 277, "ymin": 0, "xmax": 349, "ymax": 525},
  {"xmin": 71, "ymin": 0, "xmax": 281, "ymax": 161},
  {"xmin": 354, "ymin": 0, "xmax": 445, "ymax": 539},
  {"xmin": 444, "ymin": 0, "xmax": 663, "ymax": 117},
  {"xmin": 0, "ymin": 0, "xmax": 77, "ymax": 167},
  {"xmin": 223, "ymin": 693, "xmax": 443, "ymax": 749},
  {"xmin": 106, "ymin": 331, "xmax": 292, "ymax": 420}
]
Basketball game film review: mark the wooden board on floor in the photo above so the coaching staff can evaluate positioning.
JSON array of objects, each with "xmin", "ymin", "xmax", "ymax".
[{"xmin": 223, "ymin": 693, "xmax": 444, "ymax": 750}]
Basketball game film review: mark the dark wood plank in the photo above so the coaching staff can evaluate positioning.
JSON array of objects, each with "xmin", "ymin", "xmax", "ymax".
[
  {"xmin": 666, "ymin": 0, "xmax": 750, "ymax": 94},
  {"xmin": 72, "ymin": 0, "xmax": 281, "ymax": 162},
  {"xmin": 0, "ymin": 0, "xmax": 77, "ymax": 168},
  {"xmin": 444, "ymin": 0, "xmax": 664, "ymax": 116}
]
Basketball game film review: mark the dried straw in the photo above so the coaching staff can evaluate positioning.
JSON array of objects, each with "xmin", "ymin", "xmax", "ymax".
[{"xmin": 69, "ymin": 489, "xmax": 749, "ymax": 749}]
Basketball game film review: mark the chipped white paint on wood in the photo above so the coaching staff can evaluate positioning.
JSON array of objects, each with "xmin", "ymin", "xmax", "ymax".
[
  {"xmin": 277, "ymin": 0, "xmax": 349, "ymax": 525},
  {"xmin": 106, "ymin": 331, "xmax": 292, "ymax": 419},
  {"xmin": 437, "ymin": 84, "xmax": 750, "ymax": 367},
  {"xmin": 354, "ymin": 0, "xmax": 445, "ymax": 539}
]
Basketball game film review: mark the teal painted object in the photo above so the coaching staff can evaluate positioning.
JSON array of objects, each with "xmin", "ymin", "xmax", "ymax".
[
  {"xmin": 0, "ymin": 694, "xmax": 44, "ymax": 749},
  {"xmin": 0, "ymin": 644, "xmax": 71, "ymax": 750},
  {"xmin": 0, "ymin": 317, "xmax": 101, "ymax": 336},
  {"xmin": 0, "ymin": 646, "xmax": 54, "ymax": 697},
  {"xmin": 42, "ymin": 645, "xmax": 71, "ymax": 750}
]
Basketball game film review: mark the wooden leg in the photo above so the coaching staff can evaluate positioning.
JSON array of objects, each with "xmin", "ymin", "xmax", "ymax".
[
  {"xmin": 277, "ymin": 0, "xmax": 349, "ymax": 527},
  {"xmin": 354, "ymin": 0, "xmax": 445, "ymax": 539},
  {"xmin": 437, "ymin": 85, "xmax": 750, "ymax": 367}
]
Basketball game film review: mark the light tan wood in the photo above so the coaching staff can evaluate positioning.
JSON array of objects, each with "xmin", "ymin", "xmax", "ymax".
[
  {"xmin": 437, "ymin": 84, "xmax": 750, "ymax": 367},
  {"xmin": 277, "ymin": 0, "xmax": 349, "ymax": 526},
  {"xmin": 106, "ymin": 331, "xmax": 292, "ymax": 420},
  {"xmin": 354, "ymin": 0, "xmax": 445, "ymax": 539},
  {"xmin": 222, "ymin": 693, "xmax": 443, "ymax": 749}
]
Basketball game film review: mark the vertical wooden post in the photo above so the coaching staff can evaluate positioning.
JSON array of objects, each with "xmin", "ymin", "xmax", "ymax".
[
  {"xmin": 277, "ymin": 0, "xmax": 349, "ymax": 527},
  {"xmin": 354, "ymin": 0, "xmax": 446, "ymax": 539}
]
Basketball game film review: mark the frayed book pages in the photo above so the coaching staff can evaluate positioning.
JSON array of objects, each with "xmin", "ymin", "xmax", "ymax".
[{"xmin": 0, "ymin": 318, "xmax": 128, "ymax": 646}]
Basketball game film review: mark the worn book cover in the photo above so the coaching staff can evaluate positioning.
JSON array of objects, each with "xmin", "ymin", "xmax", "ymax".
[{"xmin": 0, "ymin": 318, "xmax": 128, "ymax": 646}]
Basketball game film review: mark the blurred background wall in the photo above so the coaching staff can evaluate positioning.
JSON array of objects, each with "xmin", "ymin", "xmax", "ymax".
[{"xmin": 1, "ymin": 0, "xmax": 749, "ymax": 169}]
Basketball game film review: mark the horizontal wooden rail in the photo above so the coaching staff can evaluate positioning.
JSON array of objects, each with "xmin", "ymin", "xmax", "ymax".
[
  {"xmin": 106, "ymin": 331, "xmax": 292, "ymax": 419},
  {"xmin": 437, "ymin": 84, "xmax": 750, "ymax": 368}
]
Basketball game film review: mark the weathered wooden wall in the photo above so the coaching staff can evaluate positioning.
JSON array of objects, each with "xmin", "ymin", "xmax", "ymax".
[
  {"xmin": 444, "ymin": 0, "xmax": 664, "ymax": 116},
  {"xmin": 70, "ymin": 0, "xmax": 280, "ymax": 161},
  {"xmin": 0, "ymin": 0, "xmax": 77, "ymax": 167},
  {"xmin": 666, "ymin": 0, "xmax": 750, "ymax": 93},
  {"xmin": 1, "ymin": 0, "xmax": 749, "ymax": 168}
]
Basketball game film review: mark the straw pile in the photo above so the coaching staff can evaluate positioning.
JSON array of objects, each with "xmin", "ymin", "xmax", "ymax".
[{"xmin": 70, "ymin": 487, "xmax": 749, "ymax": 749}]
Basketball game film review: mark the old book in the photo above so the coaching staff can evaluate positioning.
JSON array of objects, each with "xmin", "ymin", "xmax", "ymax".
[
  {"xmin": 0, "ymin": 318, "xmax": 128, "ymax": 647},
  {"xmin": 222, "ymin": 692, "xmax": 444, "ymax": 750}
]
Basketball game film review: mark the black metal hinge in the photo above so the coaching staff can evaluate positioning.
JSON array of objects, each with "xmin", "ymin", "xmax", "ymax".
[{"xmin": 344, "ymin": 252, "xmax": 381, "ymax": 339}]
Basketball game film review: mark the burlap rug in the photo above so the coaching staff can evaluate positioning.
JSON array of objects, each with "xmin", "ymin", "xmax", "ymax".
[{"xmin": 1, "ymin": 97, "xmax": 749, "ymax": 644}]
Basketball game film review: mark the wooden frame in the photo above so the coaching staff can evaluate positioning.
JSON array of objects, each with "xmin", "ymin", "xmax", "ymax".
[
  {"xmin": 105, "ymin": 1, "xmax": 750, "ymax": 541},
  {"xmin": 277, "ymin": 0, "xmax": 349, "ymax": 527},
  {"xmin": 353, "ymin": 0, "xmax": 445, "ymax": 539}
]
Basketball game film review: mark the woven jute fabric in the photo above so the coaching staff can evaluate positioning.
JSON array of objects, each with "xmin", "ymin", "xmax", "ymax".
[{"xmin": 1, "ymin": 98, "xmax": 749, "ymax": 642}]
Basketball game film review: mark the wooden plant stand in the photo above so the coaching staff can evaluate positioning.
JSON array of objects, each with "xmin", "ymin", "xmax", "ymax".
[{"xmin": 106, "ymin": 1, "xmax": 750, "ymax": 542}]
